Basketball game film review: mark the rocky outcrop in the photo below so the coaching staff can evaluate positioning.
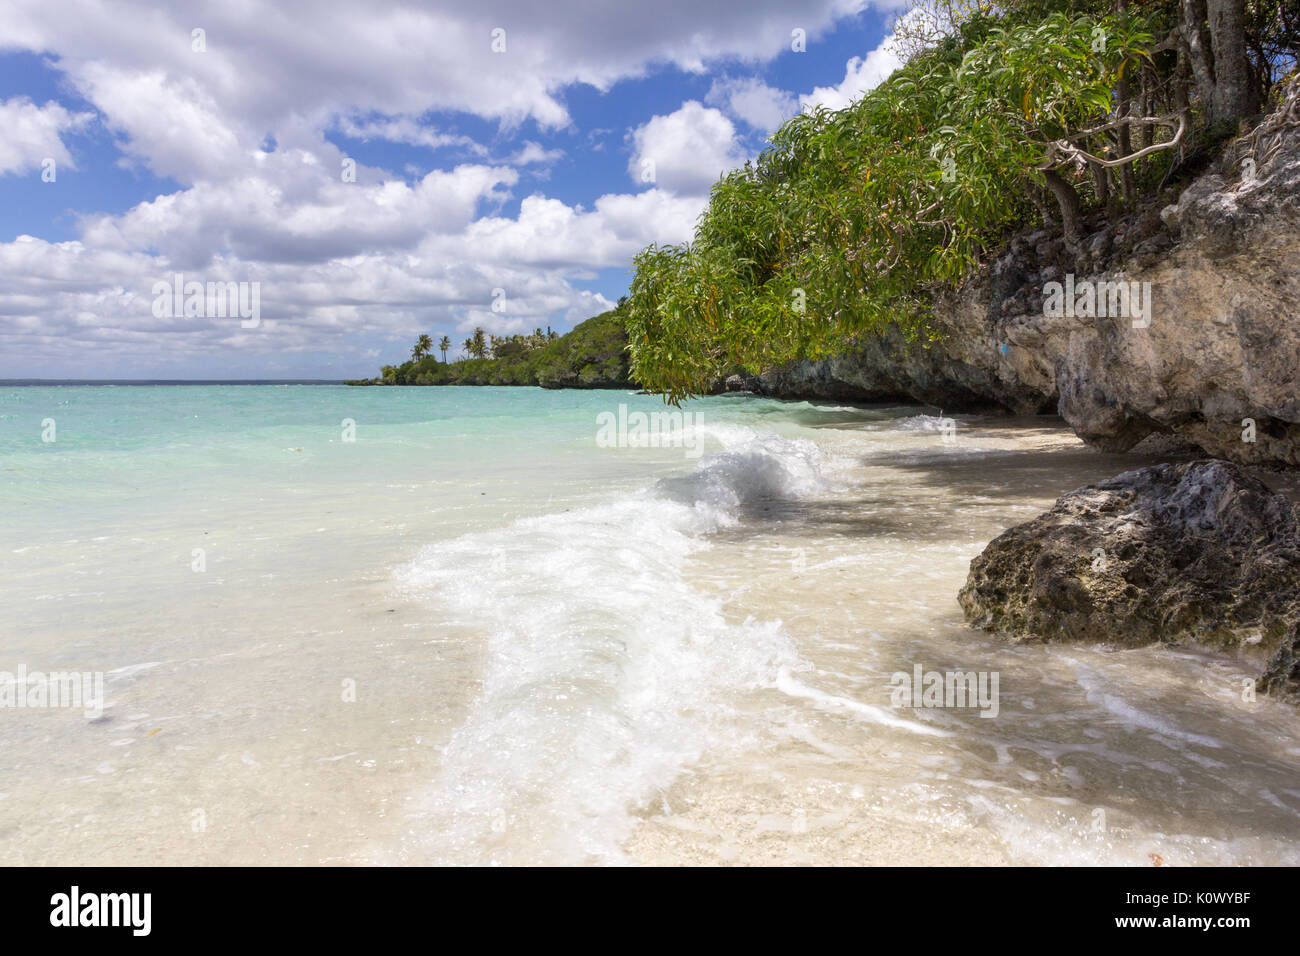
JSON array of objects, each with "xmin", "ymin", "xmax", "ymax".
[
  {"xmin": 722, "ymin": 372, "xmax": 762, "ymax": 393},
  {"xmin": 758, "ymin": 81, "xmax": 1300, "ymax": 466},
  {"xmin": 958, "ymin": 460, "xmax": 1300, "ymax": 697}
]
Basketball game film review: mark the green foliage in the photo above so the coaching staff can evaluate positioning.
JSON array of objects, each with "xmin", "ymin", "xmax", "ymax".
[
  {"xmin": 366, "ymin": 309, "xmax": 632, "ymax": 388},
  {"xmin": 462, "ymin": 327, "xmax": 488, "ymax": 359},
  {"xmin": 626, "ymin": 8, "xmax": 1170, "ymax": 402},
  {"xmin": 533, "ymin": 311, "xmax": 631, "ymax": 389},
  {"xmin": 411, "ymin": 333, "xmax": 433, "ymax": 361}
]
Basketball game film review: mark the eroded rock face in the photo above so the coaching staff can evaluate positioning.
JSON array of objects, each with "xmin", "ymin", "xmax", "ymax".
[
  {"xmin": 957, "ymin": 460, "xmax": 1300, "ymax": 697},
  {"xmin": 757, "ymin": 84, "xmax": 1300, "ymax": 466}
]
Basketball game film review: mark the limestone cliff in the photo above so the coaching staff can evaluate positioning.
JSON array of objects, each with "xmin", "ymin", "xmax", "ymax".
[{"xmin": 755, "ymin": 82, "xmax": 1300, "ymax": 467}]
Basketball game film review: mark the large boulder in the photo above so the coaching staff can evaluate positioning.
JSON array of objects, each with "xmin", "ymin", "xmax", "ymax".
[{"xmin": 958, "ymin": 460, "xmax": 1300, "ymax": 697}]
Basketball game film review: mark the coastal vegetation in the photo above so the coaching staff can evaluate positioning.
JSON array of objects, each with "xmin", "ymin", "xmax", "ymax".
[
  {"xmin": 356, "ymin": 0, "xmax": 1295, "ymax": 410},
  {"xmin": 624, "ymin": 0, "xmax": 1298, "ymax": 402},
  {"xmin": 348, "ymin": 308, "xmax": 632, "ymax": 388}
]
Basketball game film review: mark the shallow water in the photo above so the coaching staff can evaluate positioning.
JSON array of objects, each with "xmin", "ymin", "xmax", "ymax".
[{"xmin": 2, "ymin": 385, "xmax": 1297, "ymax": 865}]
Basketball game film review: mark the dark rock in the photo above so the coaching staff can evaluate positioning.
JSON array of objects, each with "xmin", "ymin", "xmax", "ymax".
[
  {"xmin": 958, "ymin": 460, "xmax": 1300, "ymax": 697},
  {"xmin": 724, "ymin": 372, "xmax": 761, "ymax": 393}
]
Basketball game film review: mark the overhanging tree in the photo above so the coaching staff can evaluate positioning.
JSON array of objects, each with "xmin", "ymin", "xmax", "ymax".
[{"xmin": 627, "ymin": 0, "xmax": 1292, "ymax": 402}]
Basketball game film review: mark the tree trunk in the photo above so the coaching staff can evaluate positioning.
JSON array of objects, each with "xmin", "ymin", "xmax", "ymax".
[
  {"xmin": 1180, "ymin": 0, "xmax": 1217, "ymax": 109},
  {"xmin": 1139, "ymin": 84, "xmax": 1155, "ymax": 150},
  {"xmin": 1042, "ymin": 169, "xmax": 1082, "ymax": 240},
  {"xmin": 1113, "ymin": 0, "xmax": 1137, "ymax": 205},
  {"xmin": 1207, "ymin": 0, "xmax": 1257, "ymax": 125},
  {"xmin": 1180, "ymin": 0, "xmax": 1257, "ymax": 126},
  {"xmin": 1174, "ymin": 42, "xmax": 1195, "ymax": 131},
  {"xmin": 1089, "ymin": 160, "xmax": 1110, "ymax": 205},
  {"xmin": 1115, "ymin": 80, "xmax": 1137, "ymax": 206}
]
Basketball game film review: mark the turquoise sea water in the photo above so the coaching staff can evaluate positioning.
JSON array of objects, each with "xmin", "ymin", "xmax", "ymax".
[
  {"xmin": 3, "ymin": 385, "xmax": 1300, "ymax": 865},
  {"xmin": 2, "ymin": 384, "xmax": 701, "ymax": 516}
]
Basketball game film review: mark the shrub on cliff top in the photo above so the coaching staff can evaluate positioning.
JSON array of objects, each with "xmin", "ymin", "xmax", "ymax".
[{"xmin": 627, "ymin": 0, "xmax": 1289, "ymax": 402}]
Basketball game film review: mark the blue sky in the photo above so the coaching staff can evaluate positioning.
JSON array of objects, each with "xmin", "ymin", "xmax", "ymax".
[{"xmin": 0, "ymin": 0, "xmax": 908, "ymax": 379}]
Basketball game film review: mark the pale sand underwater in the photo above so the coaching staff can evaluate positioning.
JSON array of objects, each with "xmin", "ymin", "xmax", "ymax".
[{"xmin": 2, "ymin": 386, "xmax": 1298, "ymax": 865}]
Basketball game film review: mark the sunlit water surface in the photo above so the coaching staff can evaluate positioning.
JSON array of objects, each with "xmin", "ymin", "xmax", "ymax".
[{"xmin": 2, "ymin": 385, "xmax": 1297, "ymax": 865}]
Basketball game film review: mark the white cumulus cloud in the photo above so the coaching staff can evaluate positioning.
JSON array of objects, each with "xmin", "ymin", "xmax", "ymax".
[
  {"xmin": 706, "ymin": 77, "xmax": 799, "ymax": 133},
  {"xmin": 0, "ymin": 97, "xmax": 93, "ymax": 175},
  {"xmin": 627, "ymin": 101, "xmax": 749, "ymax": 196},
  {"xmin": 800, "ymin": 25, "xmax": 905, "ymax": 111},
  {"xmin": 0, "ymin": 0, "xmax": 900, "ymax": 376}
]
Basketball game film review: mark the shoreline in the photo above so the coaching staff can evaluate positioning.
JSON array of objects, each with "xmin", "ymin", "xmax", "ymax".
[
  {"xmin": 623, "ymin": 419, "xmax": 1300, "ymax": 865},
  {"xmin": 4, "ymin": 388, "xmax": 1299, "ymax": 865}
]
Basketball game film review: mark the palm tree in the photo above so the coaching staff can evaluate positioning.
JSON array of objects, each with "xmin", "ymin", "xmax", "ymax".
[
  {"xmin": 411, "ymin": 334, "xmax": 433, "ymax": 361},
  {"xmin": 469, "ymin": 327, "xmax": 488, "ymax": 359},
  {"xmin": 438, "ymin": 335, "xmax": 451, "ymax": 363}
]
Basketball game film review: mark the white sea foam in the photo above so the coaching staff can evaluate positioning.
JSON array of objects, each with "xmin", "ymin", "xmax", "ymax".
[
  {"xmin": 775, "ymin": 666, "xmax": 954, "ymax": 737},
  {"xmin": 1073, "ymin": 663, "xmax": 1226, "ymax": 748},
  {"xmin": 890, "ymin": 413, "xmax": 961, "ymax": 434},
  {"xmin": 395, "ymin": 431, "xmax": 832, "ymax": 863}
]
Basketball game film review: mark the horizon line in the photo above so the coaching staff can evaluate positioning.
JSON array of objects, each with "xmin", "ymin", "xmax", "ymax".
[{"xmin": 1, "ymin": 378, "xmax": 348, "ymax": 385}]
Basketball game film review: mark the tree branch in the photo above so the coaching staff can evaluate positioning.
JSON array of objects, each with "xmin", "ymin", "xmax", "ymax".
[{"xmin": 1044, "ymin": 112, "xmax": 1187, "ymax": 168}]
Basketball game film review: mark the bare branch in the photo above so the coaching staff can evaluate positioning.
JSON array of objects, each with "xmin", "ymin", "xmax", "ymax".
[
  {"xmin": 1043, "ymin": 113, "xmax": 1187, "ymax": 168},
  {"xmin": 1063, "ymin": 113, "xmax": 1185, "ymax": 141}
]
